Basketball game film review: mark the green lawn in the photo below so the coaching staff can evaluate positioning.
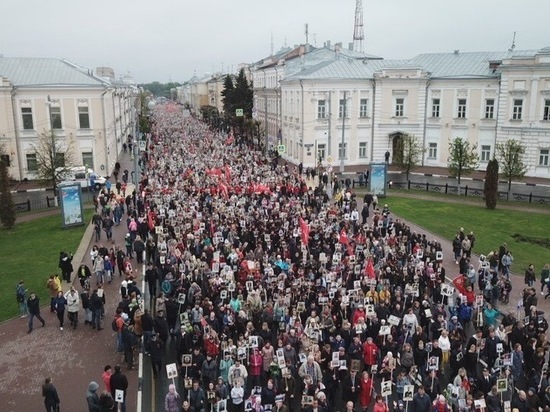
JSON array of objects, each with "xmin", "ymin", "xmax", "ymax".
[
  {"xmin": 0, "ymin": 209, "xmax": 93, "ymax": 322},
  {"xmin": 386, "ymin": 196, "xmax": 550, "ymax": 276}
]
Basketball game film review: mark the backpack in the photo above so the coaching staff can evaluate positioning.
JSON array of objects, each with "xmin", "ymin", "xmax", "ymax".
[{"xmin": 111, "ymin": 318, "xmax": 119, "ymax": 332}]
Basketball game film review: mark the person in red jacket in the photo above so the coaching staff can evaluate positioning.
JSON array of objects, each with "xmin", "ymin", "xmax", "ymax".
[
  {"xmin": 359, "ymin": 371, "xmax": 374, "ymax": 411},
  {"xmin": 363, "ymin": 337, "xmax": 379, "ymax": 369},
  {"xmin": 249, "ymin": 348, "xmax": 263, "ymax": 388}
]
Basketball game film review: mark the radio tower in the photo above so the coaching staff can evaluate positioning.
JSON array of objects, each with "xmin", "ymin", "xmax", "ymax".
[{"xmin": 353, "ymin": 0, "xmax": 364, "ymax": 53}]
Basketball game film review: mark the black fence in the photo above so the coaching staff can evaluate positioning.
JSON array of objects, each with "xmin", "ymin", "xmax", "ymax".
[
  {"xmin": 14, "ymin": 196, "xmax": 57, "ymax": 213},
  {"xmin": 390, "ymin": 181, "xmax": 550, "ymax": 205}
]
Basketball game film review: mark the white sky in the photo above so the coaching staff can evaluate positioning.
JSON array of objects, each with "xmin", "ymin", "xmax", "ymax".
[{"xmin": 1, "ymin": 0, "xmax": 549, "ymax": 83}]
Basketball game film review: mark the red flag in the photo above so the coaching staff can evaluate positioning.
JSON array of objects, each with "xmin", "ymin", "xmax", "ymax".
[
  {"xmin": 339, "ymin": 229, "xmax": 350, "ymax": 246},
  {"xmin": 147, "ymin": 211, "xmax": 155, "ymax": 230},
  {"xmin": 219, "ymin": 183, "xmax": 229, "ymax": 200},
  {"xmin": 365, "ymin": 257, "xmax": 375, "ymax": 279},
  {"xmin": 224, "ymin": 165, "xmax": 232, "ymax": 180},
  {"xmin": 452, "ymin": 275, "xmax": 467, "ymax": 295},
  {"xmin": 299, "ymin": 217, "xmax": 310, "ymax": 246}
]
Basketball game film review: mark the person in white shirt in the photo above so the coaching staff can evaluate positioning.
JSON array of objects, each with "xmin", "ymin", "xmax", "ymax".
[{"xmin": 230, "ymin": 378, "xmax": 244, "ymax": 411}]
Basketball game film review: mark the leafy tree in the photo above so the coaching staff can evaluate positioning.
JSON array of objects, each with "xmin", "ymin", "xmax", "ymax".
[
  {"xmin": 495, "ymin": 139, "xmax": 528, "ymax": 199},
  {"xmin": 31, "ymin": 129, "xmax": 75, "ymax": 193},
  {"xmin": 139, "ymin": 81, "xmax": 182, "ymax": 98},
  {"xmin": 0, "ymin": 147, "xmax": 16, "ymax": 229},
  {"xmin": 448, "ymin": 137, "xmax": 478, "ymax": 186},
  {"xmin": 394, "ymin": 134, "xmax": 425, "ymax": 181},
  {"xmin": 483, "ymin": 158, "xmax": 499, "ymax": 210},
  {"xmin": 221, "ymin": 69, "xmax": 254, "ymax": 143}
]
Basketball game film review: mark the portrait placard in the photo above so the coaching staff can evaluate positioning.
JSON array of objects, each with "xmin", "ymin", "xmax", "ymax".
[
  {"xmin": 388, "ymin": 315, "xmax": 401, "ymax": 326},
  {"xmin": 403, "ymin": 385, "xmax": 414, "ymax": 401},
  {"xmin": 166, "ymin": 363, "xmax": 178, "ymax": 379},
  {"xmin": 436, "ymin": 251, "xmax": 443, "ymax": 261},
  {"xmin": 381, "ymin": 380, "xmax": 392, "ymax": 397}
]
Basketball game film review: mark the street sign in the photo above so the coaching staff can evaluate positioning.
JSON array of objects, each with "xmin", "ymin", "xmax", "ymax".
[
  {"xmin": 327, "ymin": 155, "xmax": 333, "ymax": 164},
  {"xmin": 277, "ymin": 144, "xmax": 286, "ymax": 154},
  {"xmin": 235, "ymin": 109, "xmax": 244, "ymax": 117}
]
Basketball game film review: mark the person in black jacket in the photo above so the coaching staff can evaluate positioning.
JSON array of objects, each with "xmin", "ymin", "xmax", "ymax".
[
  {"xmin": 58, "ymin": 251, "xmax": 73, "ymax": 283},
  {"xmin": 411, "ymin": 386, "xmax": 432, "ymax": 412},
  {"xmin": 89, "ymin": 289, "xmax": 104, "ymax": 330},
  {"xmin": 27, "ymin": 292, "xmax": 45, "ymax": 333},
  {"xmin": 110, "ymin": 365, "xmax": 128, "ymax": 412},
  {"xmin": 42, "ymin": 377, "xmax": 60, "ymax": 412}
]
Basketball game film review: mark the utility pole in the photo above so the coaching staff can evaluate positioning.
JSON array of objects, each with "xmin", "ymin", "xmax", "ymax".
[
  {"xmin": 340, "ymin": 91, "xmax": 347, "ymax": 173},
  {"xmin": 327, "ymin": 91, "xmax": 332, "ymax": 156},
  {"xmin": 353, "ymin": 0, "xmax": 365, "ymax": 53}
]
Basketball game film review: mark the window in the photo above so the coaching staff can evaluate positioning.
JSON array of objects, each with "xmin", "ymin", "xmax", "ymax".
[
  {"xmin": 338, "ymin": 143, "xmax": 347, "ymax": 159},
  {"xmin": 21, "ymin": 107, "xmax": 34, "ymax": 130},
  {"xmin": 512, "ymin": 99, "xmax": 523, "ymax": 120},
  {"xmin": 317, "ymin": 100, "xmax": 326, "ymax": 119},
  {"xmin": 0, "ymin": 154, "xmax": 10, "ymax": 166},
  {"xmin": 485, "ymin": 99, "xmax": 495, "ymax": 119},
  {"xmin": 338, "ymin": 99, "xmax": 349, "ymax": 118},
  {"xmin": 359, "ymin": 98, "xmax": 369, "ymax": 118},
  {"xmin": 540, "ymin": 149, "xmax": 549, "ymax": 166},
  {"xmin": 82, "ymin": 152, "xmax": 94, "ymax": 169},
  {"xmin": 428, "ymin": 143, "xmax": 437, "ymax": 159},
  {"xmin": 481, "ymin": 145, "xmax": 491, "ymax": 162},
  {"xmin": 50, "ymin": 107, "xmax": 62, "ymax": 129},
  {"xmin": 544, "ymin": 100, "xmax": 550, "ymax": 121},
  {"xmin": 78, "ymin": 106, "xmax": 90, "ymax": 129},
  {"xmin": 395, "ymin": 98, "xmax": 404, "ymax": 117},
  {"xmin": 317, "ymin": 144, "xmax": 326, "ymax": 161},
  {"xmin": 358, "ymin": 142, "xmax": 368, "ymax": 158},
  {"xmin": 56, "ymin": 152, "xmax": 66, "ymax": 167},
  {"xmin": 431, "ymin": 99, "xmax": 440, "ymax": 118},
  {"xmin": 457, "ymin": 99, "xmax": 467, "ymax": 118},
  {"xmin": 26, "ymin": 153, "xmax": 37, "ymax": 172}
]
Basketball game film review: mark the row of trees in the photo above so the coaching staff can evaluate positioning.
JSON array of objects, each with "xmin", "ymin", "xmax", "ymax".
[{"xmin": 394, "ymin": 134, "xmax": 528, "ymax": 209}]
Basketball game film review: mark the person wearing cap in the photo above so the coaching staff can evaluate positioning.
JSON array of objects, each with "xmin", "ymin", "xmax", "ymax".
[{"xmin": 274, "ymin": 395, "xmax": 289, "ymax": 412}]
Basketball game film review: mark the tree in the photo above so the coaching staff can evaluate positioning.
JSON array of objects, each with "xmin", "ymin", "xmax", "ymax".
[
  {"xmin": 31, "ymin": 129, "xmax": 75, "ymax": 194},
  {"xmin": 221, "ymin": 75, "xmax": 235, "ymax": 115},
  {"xmin": 0, "ymin": 147, "xmax": 16, "ymax": 229},
  {"xmin": 495, "ymin": 139, "xmax": 528, "ymax": 199},
  {"xmin": 483, "ymin": 158, "xmax": 499, "ymax": 209},
  {"xmin": 394, "ymin": 134, "xmax": 425, "ymax": 181},
  {"xmin": 448, "ymin": 137, "xmax": 478, "ymax": 186}
]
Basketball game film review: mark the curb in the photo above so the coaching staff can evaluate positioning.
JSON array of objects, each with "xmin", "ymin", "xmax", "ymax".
[{"xmin": 388, "ymin": 171, "xmax": 550, "ymax": 188}]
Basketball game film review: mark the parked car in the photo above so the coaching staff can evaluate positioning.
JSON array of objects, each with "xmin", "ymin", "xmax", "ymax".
[{"xmin": 58, "ymin": 166, "xmax": 107, "ymax": 190}]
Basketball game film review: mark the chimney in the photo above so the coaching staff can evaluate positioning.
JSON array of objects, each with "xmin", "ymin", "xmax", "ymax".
[
  {"xmin": 454, "ymin": 50, "xmax": 460, "ymax": 55},
  {"xmin": 349, "ymin": 42, "xmax": 354, "ymax": 51},
  {"xmin": 326, "ymin": 40, "xmax": 331, "ymax": 49},
  {"xmin": 335, "ymin": 42, "xmax": 342, "ymax": 52}
]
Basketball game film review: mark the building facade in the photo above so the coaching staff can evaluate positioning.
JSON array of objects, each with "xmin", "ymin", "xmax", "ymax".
[
  {"xmin": 251, "ymin": 45, "xmax": 550, "ymax": 178},
  {"xmin": 0, "ymin": 57, "xmax": 137, "ymax": 181}
]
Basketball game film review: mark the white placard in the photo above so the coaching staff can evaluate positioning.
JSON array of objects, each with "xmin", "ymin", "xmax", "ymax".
[
  {"xmin": 166, "ymin": 362, "xmax": 178, "ymax": 379},
  {"xmin": 403, "ymin": 385, "xmax": 414, "ymax": 401},
  {"xmin": 115, "ymin": 389, "xmax": 124, "ymax": 403}
]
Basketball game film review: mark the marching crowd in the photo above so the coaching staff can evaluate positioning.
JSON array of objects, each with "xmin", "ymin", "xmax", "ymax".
[{"xmin": 21, "ymin": 101, "xmax": 549, "ymax": 412}]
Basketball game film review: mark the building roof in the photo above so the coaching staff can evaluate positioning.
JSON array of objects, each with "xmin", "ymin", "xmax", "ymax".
[
  {"xmin": 283, "ymin": 49, "xmax": 541, "ymax": 81},
  {"xmin": 0, "ymin": 57, "xmax": 108, "ymax": 87},
  {"xmin": 408, "ymin": 50, "xmax": 538, "ymax": 78}
]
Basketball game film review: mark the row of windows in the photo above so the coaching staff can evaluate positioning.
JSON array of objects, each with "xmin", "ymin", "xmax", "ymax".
[
  {"xmin": 314, "ymin": 142, "xmax": 550, "ymax": 166},
  {"xmin": 20, "ymin": 106, "xmax": 90, "ymax": 130},
  {"xmin": 25, "ymin": 152, "xmax": 94, "ymax": 172},
  {"xmin": 317, "ymin": 99, "xmax": 370, "ymax": 119},
  {"xmin": 315, "ymin": 98, "xmax": 550, "ymax": 121}
]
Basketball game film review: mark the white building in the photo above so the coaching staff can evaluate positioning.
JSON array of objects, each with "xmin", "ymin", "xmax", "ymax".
[
  {"xmin": 251, "ymin": 45, "xmax": 550, "ymax": 178},
  {"xmin": 0, "ymin": 56, "xmax": 138, "ymax": 180}
]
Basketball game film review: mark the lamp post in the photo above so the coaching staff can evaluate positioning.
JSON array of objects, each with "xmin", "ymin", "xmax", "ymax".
[{"xmin": 339, "ymin": 91, "xmax": 348, "ymax": 173}]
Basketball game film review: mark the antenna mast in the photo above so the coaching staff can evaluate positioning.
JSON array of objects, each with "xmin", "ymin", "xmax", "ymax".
[
  {"xmin": 305, "ymin": 23, "xmax": 309, "ymax": 45},
  {"xmin": 353, "ymin": 0, "xmax": 365, "ymax": 53},
  {"xmin": 508, "ymin": 31, "xmax": 516, "ymax": 52}
]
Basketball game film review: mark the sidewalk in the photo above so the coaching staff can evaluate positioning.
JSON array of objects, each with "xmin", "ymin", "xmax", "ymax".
[{"xmin": 0, "ymin": 151, "xmax": 141, "ymax": 411}]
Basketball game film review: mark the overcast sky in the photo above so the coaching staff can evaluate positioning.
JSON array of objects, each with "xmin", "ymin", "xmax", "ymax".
[{"xmin": 2, "ymin": 0, "xmax": 549, "ymax": 84}]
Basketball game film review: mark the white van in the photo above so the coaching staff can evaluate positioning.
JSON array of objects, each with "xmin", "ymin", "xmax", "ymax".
[{"xmin": 58, "ymin": 166, "xmax": 107, "ymax": 190}]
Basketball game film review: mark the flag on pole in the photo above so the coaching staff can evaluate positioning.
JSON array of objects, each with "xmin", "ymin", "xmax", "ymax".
[
  {"xmin": 299, "ymin": 217, "xmax": 310, "ymax": 246},
  {"xmin": 365, "ymin": 257, "xmax": 375, "ymax": 279}
]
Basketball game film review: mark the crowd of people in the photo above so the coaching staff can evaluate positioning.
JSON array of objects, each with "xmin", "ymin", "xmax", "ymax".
[
  {"xmin": 25, "ymin": 101, "xmax": 549, "ymax": 412},
  {"xmin": 87, "ymin": 103, "xmax": 545, "ymax": 412}
]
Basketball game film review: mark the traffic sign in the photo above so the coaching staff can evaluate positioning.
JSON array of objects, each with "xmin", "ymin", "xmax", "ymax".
[
  {"xmin": 327, "ymin": 155, "xmax": 333, "ymax": 164},
  {"xmin": 277, "ymin": 144, "xmax": 286, "ymax": 154},
  {"xmin": 235, "ymin": 109, "xmax": 244, "ymax": 117}
]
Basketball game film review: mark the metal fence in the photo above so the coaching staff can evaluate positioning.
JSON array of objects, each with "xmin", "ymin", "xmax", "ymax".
[
  {"xmin": 14, "ymin": 196, "xmax": 57, "ymax": 213},
  {"xmin": 390, "ymin": 180, "xmax": 550, "ymax": 205}
]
